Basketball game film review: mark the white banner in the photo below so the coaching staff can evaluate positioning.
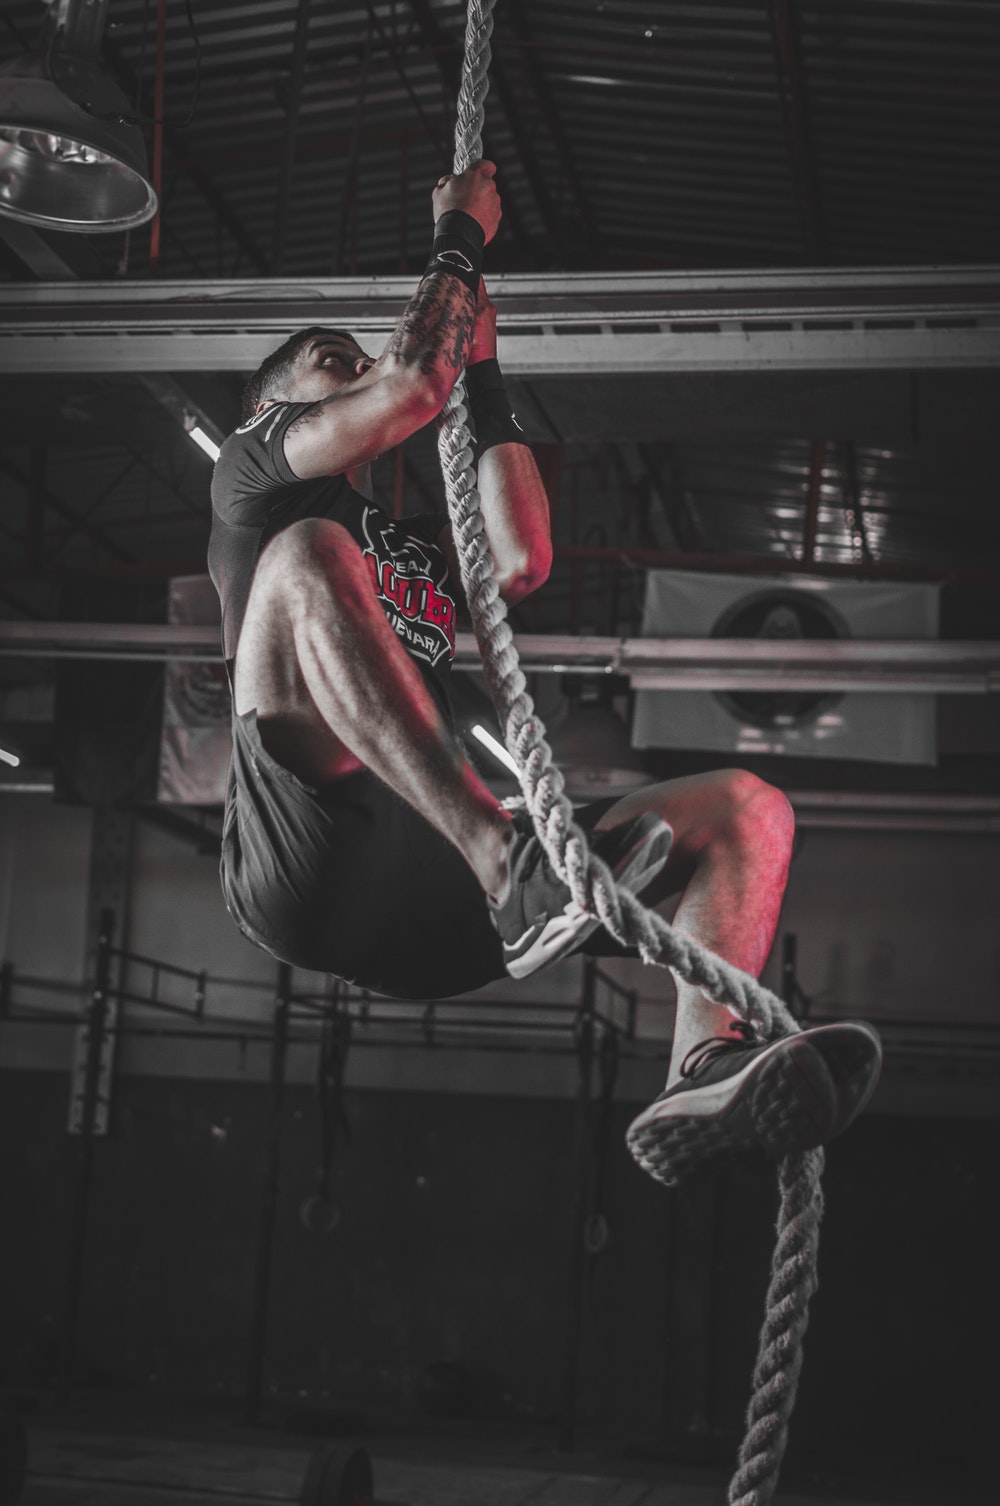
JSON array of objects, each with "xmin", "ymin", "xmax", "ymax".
[
  {"xmin": 157, "ymin": 576, "xmax": 232, "ymax": 804},
  {"xmin": 632, "ymin": 571, "xmax": 939, "ymax": 765}
]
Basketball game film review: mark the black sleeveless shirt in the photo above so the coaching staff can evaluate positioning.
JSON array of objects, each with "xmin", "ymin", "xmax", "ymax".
[{"xmin": 208, "ymin": 401, "xmax": 457, "ymax": 712}]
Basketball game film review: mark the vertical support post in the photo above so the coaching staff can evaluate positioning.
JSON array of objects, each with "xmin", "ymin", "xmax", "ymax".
[
  {"xmin": 58, "ymin": 908, "xmax": 114, "ymax": 1404},
  {"xmin": 559, "ymin": 958, "xmax": 596, "ymax": 1452},
  {"xmin": 333, "ymin": 26, "xmax": 372, "ymax": 276},
  {"xmin": 69, "ymin": 809, "xmax": 133, "ymax": 1136},
  {"xmin": 149, "ymin": 0, "xmax": 168, "ymax": 273},
  {"xmin": 767, "ymin": 0, "xmax": 826, "ymax": 259},
  {"xmin": 271, "ymin": 0, "xmax": 314, "ymax": 275},
  {"xmin": 802, "ymin": 439, "xmax": 825, "ymax": 563},
  {"xmin": 27, "ymin": 448, "xmax": 46, "ymax": 573},
  {"xmin": 56, "ymin": 806, "xmax": 133, "ymax": 1404},
  {"xmin": 244, "ymin": 962, "xmax": 292, "ymax": 1426}
]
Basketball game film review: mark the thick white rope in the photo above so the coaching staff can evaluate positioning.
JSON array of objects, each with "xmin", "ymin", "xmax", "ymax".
[{"xmin": 435, "ymin": 4, "xmax": 825, "ymax": 1501}]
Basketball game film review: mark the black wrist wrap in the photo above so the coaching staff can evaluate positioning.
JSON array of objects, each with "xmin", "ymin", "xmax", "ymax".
[
  {"xmin": 425, "ymin": 210, "xmax": 485, "ymax": 295},
  {"xmin": 465, "ymin": 357, "xmax": 525, "ymax": 454}
]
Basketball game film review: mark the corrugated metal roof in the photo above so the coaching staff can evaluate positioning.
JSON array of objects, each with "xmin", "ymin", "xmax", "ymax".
[
  {"xmin": 3, "ymin": 0, "xmax": 998, "ymax": 276},
  {"xmin": 1, "ymin": 1, "xmax": 998, "ymax": 615}
]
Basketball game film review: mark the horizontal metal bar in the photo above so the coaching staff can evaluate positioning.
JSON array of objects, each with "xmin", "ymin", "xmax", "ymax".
[
  {"xmin": 793, "ymin": 811, "xmax": 1000, "ymax": 834},
  {"xmin": 790, "ymin": 791, "xmax": 1000, "ymax": 813},
  {"xmin": 6, "ymin": 265, "xmax": 997, "ymax": 307},
  {"xmin": 113, "ymin": 945, "xmax": 211, "ymax": 984},
  {"xmin": 3, "ymin": 1011, "xmax": 997, "ymax": 1065},
  {"xmin": 1, "ymin": 623, "xmax": 997, "ymax": 691},
  {"xmin": 554, "ymin": 545, "xmax": 1000, "ymax": 587},
  {"xmin": 3, "ymin": 328, "xmax": 996, "ymax": 375},
  {"xmin": 1, "ymin": 267, "xmax": 997, "ymax": 372},
  {"xmin": 628, "ymin": 670, "xmax": 996, "ymax": 692},
  {"xmin": 788, "ymin": 790, "xmax": 1000, "ymax": 834},
  {"xmin": 4, "ymin": 326, "xmax": 994, "ymax": 376},
  {"xmin": 0, "ymin": 622, "xmax": 221, "ymax": 660},
  {"xmin": 483, "ymin": 635, "xmax": 1000, "ymax": 693}
]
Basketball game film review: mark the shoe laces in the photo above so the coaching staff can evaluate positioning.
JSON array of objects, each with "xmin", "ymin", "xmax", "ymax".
[{"xmin": 680, "ymin": 1018, "xmax": 761, "ymax": 1081}]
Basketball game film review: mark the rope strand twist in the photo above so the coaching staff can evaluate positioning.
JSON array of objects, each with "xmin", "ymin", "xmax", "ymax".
[{"xmin": 436, "ymin": 5, "xmax": 825, "ymax": 1501}]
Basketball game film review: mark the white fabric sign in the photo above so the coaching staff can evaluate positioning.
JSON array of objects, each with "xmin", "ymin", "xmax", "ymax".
[
  {"xmin": 631, "ymin": 570, "xmax": 939, "ymax": 765},
  {"xmin": 158, "ymin": 575, "xmax": 232, "ymax": 804}
]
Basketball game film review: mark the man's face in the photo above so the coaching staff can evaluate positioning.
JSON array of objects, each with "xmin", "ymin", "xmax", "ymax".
[{"xmin": 283, "ymin": 331, "xmax": 374, "ymax": 405}]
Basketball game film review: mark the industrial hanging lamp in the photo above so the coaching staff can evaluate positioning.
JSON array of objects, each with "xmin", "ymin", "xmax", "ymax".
[{"xmin": 0, "ymin": 0, "xmax": 156, "ymax": 233}]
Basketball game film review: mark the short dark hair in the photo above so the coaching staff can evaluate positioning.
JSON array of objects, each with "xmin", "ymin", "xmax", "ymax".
[{"xmin": 241, "ymin": 326, "xmax": 360, "ymax": 421}]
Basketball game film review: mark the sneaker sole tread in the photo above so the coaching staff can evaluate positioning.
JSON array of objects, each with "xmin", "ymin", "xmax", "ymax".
[
  {"xmin": 626, "ymin": 1024, "xmax": 883, "ymax": 1187},
  {"xmin": 626, "ymin": 1037, "xmax": 837, "ymax": 1186}
]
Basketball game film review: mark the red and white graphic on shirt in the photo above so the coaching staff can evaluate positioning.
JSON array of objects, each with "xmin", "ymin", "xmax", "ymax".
[{"xmin": 361, "ymin": 508, "xmax": 456, "ymax": 668}]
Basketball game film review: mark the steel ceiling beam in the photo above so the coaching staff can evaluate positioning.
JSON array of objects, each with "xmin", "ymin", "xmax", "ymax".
[
  {"xmin": 482, "ymin": 49, "xmax": 570, "ymax": 260},
  {"xmin": 767, "ymin": 0, "xmax": 826, "ymax": 260},
  {"xmin": 43, "ymin": 454, "xmax": 140, "ymax": 566},
  {"xmin": 364, "ymin": 1, "xmax": 454, "ymax": 169},
  {"xmin": 502, "ymin": 0, "xmax": 597, "ymax": 249},
  {"xmin": 0, "ymin": 460, "xmax": 134, "ymax": 565},
  {"xmin": 270, "ymin": 0, "xmax": 315, "ymax": 276},
  {"xmin": 102, "ymin": 34, "xmax": 270, "ymax": 277},
  {"xmin": 555, "ymin": 543, "xmax": 1000, "ymax": 587},
  {"xmin": 1, "ymin": 268, "xmax": 996, "ymax": 373},
  {"xmin": 0, "ymin": 225, "xmax": 228, "ymax": 509},
  {"xmin": 406, "ymin": 0, "xmax": 574, "ymax": 256},
  {"xmin": 405, "ymin": 0, "xmax": 530, "ymax": 249},
  {"xmin": 635, "ymin": 444, "xmax": 705, "ymax": 552}
]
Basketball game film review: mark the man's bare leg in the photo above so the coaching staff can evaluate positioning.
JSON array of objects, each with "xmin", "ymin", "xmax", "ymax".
[
  {"xmin": 234, "ymin": 517, "xmax": 514, "ymax": 901},
  {"xmin": 598, "ymin": 774, "xmax": 882, "ymax": 1178},
  {"xmin": 595, "ymin": 770, "xmax": 795, "ymax": 1082},
  {"xmin": 234, "ymin": 516, "xmax": 671, "ymax": 983}
]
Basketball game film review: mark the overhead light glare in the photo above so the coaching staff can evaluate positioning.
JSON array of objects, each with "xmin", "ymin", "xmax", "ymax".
[
  {"xmin": 0, "ymin": 744, "xmax": 21, "ymax": 768},
  {"xmin": 564, "ymin": 73, "xmax": 626, "ymax": 88},
  {"xmin": 188, "ymin": 425, "xmax": 221, "ymax": 462},
  {"xmin": 0, "ymin": 128, "xmax": 113, "ymax": 166},
  {"xmin": 471, "ymin": 724, "xmax": 519, "ymax": 777}
]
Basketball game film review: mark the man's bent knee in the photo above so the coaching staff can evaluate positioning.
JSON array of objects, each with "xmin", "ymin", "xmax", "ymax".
[
  {"xmin": 717, "ymin": 769, "xmax": 795, "ymax": 854},
  {"xmin": 252, "ymin": 519, "xmax": 372, "ymax": 632},
  {"xmin": 256, "ymin": 517, "xmax": 359, "ymax": 587}
]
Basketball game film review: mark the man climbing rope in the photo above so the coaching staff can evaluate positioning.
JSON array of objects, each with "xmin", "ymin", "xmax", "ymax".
[{"xmin": 208, "ymin": 161, "xmax": 881, "ymax": 1177}]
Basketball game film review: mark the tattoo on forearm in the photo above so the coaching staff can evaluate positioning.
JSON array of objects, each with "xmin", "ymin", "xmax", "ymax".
[
  {"xmin": 285, "ymin": 272, "xmax": 475, "ymax": 440},
  {"xmin": 384, "ymin": 272, "xmax": 476, "ymax": 375}
]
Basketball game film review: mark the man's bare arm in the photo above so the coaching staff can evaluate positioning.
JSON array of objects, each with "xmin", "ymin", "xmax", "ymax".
[
  {"xmin": 284, "ymin": 163, "xmax": 501, "ymax": 480},
  {"xmin": 439, "ymin": 283, "xmax": 552, "ymax": 604}
]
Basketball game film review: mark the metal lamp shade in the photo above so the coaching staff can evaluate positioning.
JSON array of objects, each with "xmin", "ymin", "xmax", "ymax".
[{"xmin": 0, "ymin": 50, "xmax": 156, "ymax": 233}]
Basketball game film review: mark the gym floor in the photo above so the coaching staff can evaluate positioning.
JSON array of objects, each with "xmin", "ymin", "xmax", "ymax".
[{"xmin": 9, "ymin": 1396, "xmax": 986, "ymax": 1506}]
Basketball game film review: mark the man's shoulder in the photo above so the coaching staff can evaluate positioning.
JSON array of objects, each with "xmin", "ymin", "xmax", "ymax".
[
  {"xmin": 213, "ymin": 402, "xmax": 320, "ymax": 516},
  {"xmin": 222, "ymin": 401, "xmax": 313, "ymax": 467}
]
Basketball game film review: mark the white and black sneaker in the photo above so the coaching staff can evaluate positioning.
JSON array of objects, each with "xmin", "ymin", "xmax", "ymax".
[
  {"xmin": 626, "ymin": 1018, "xmax": 882, "ymax": 1187},
  {"xmin": 489, "ymin": 810, "xmax": 672, "ymax": 980}
]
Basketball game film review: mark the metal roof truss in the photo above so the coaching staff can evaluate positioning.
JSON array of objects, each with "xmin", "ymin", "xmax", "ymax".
[{"xmin": 1, "ymin": 267, "xmax": 997, "ymax": 374}]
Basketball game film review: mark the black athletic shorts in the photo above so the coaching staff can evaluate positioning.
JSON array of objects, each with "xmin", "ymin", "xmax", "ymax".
[{"xmin": 221, "ymin": 708, "xmax": 635, "ymax": 1000}]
